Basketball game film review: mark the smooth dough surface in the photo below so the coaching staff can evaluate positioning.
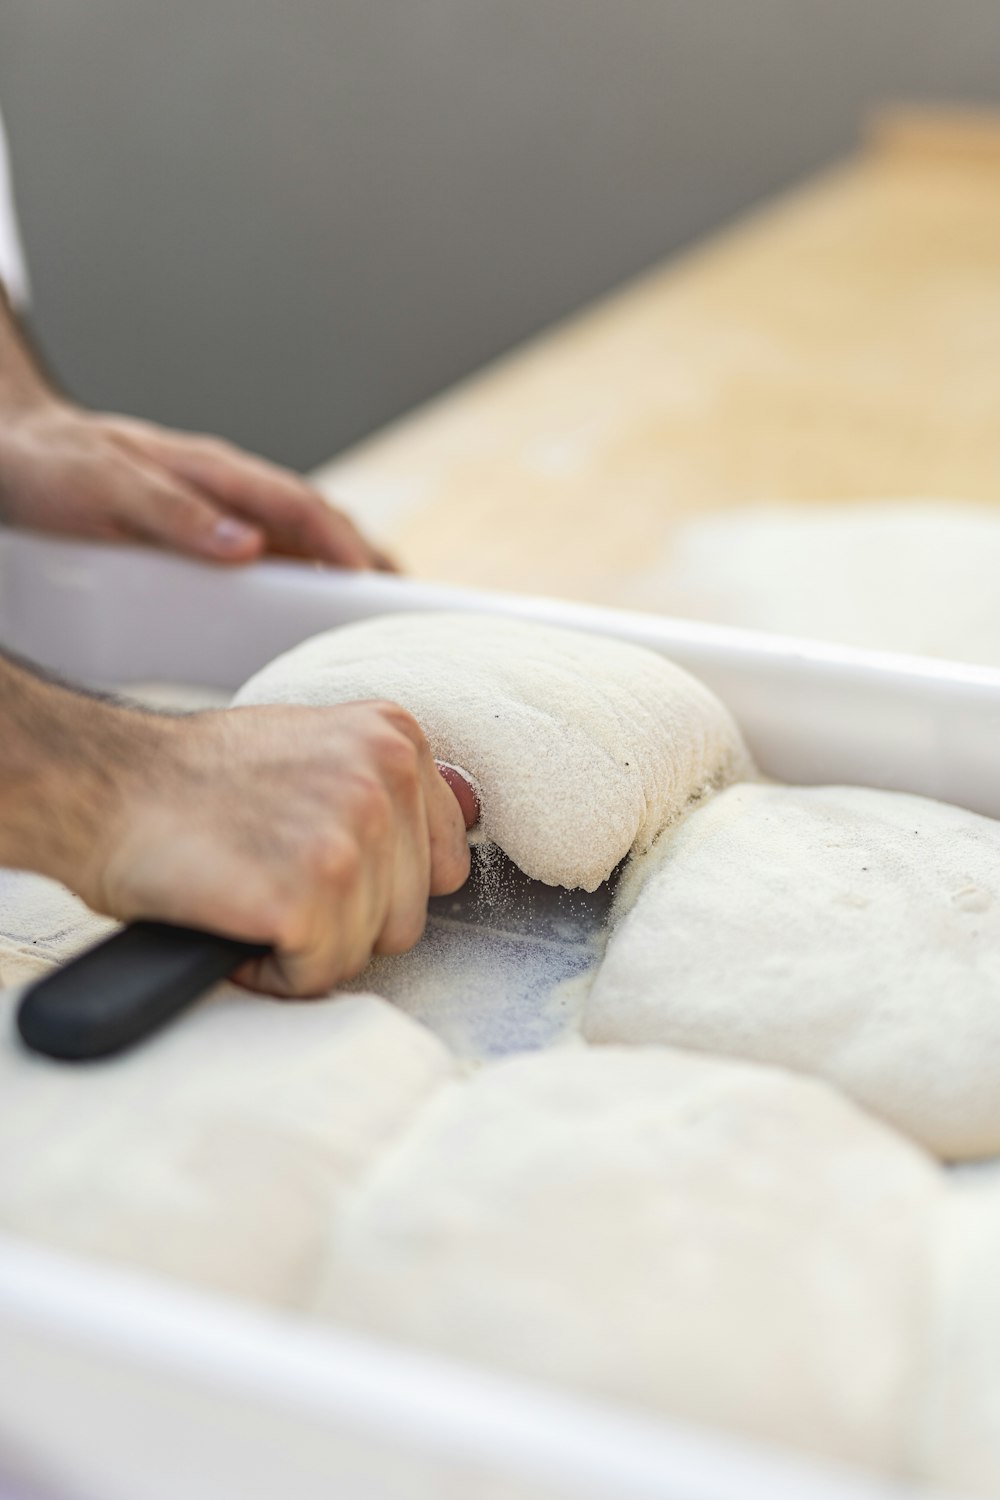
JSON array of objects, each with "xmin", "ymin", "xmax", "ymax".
[
  {"xmin": 585, "ymin": 782, "xmax": 1000, "ymax": 1160},
  {"xmin": 315, "ymin": 1046, "xmax": 939, "ymax": 1473},
  {"xmin": 0, "ymin": 989, "xmax": 454, "ymax": 1306},
  {"xmin": 910, "ymin": 1168, "xmax": 1000, "ymax": 1496},
  {"xmin": 627, "ymin": 499, "xmax": 1000, "ymax": 665},
  {"xmin": 233, "ymin": 612, "xmax": 753, "ymax": 890}
]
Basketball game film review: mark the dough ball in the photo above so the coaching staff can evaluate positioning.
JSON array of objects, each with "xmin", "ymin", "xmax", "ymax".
[
  {"xmin": 0, "ymin": 991, "xmax": 454, "ymax": 1306},
  {"xmin": 627, "ymin": 500, "xmax": 1000, "ymax": 665},
  {"xmin": 233, "ymin": 612, "xmax": 752, "ymax": 890},
  {"xmin": 910, "ymin": 1170, "xmax": 1000, "ymax": 1496},
  {"xmin": 0, "ymin": 871, "xmax": 113, "ymax": 988},
  {"xmin": 585, "ymin": 782, "xmax": 1000, "ymax": 1160},
  {"xmin": 316, "ymin": 1046, "xmax": 939, "ymax": 1473}
]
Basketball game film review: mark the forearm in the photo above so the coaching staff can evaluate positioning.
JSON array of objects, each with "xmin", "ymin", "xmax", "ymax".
[{"xmin": 0, "ymin": 653, "xmax": 158, "ymax": 888}]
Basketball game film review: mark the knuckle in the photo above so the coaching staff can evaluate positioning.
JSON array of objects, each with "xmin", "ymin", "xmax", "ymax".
[
  {"xmin": 432, "ymin": 843, "xmax": 472, "ymax": 897},
  {"xmin": 372, "ymin": 700, "xmax": 422, "ymax": 742},
  {"xmin": 164, "ymin": 489, "xmax": 213, "ymax": 532},
  {"xmin": 278, "ymin": 959, "xmax": 331, "ymax": 999},
  {"xmin": 349, "ymin": 774, "xmax": 393, "ymax": 838},
  {"xmin": 308, "ymin": 830, "xmax": 363, "ymax": 888},
  {"xmin": 377, "ymin": 906, "xmax": 427, "ymax": 957},
  {"xmin": 338, "ymin": 946, "xmax": 375, "ymax": 984},
  {"xmin": 367, "ymin": 712, "xmax": 424, "ymax": 783},
  {"xmin": 381, "ymin": 734, "xmax": 420, "ymax": 784},
  {"xmin": 267, "ymin": 898, "xmax": 313, "ymax": 954}
]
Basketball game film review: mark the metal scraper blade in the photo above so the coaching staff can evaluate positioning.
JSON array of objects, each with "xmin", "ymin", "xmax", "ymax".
[
  {"xmin": 427, "ymin": 843, "xmax": 620, "ymax": 942},
  {"xmin": 347, "ymin": 845, "xmax": 621, "ymax": 1060}
]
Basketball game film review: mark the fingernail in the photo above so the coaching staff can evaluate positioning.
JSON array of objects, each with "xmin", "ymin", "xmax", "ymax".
[
  {"xmin": 211, "ymin": 516, "xmax": 260, "ymax": 553},
  {"xmin": 438, "ymin": 763, "xmax": 481, "ymax": 829}
]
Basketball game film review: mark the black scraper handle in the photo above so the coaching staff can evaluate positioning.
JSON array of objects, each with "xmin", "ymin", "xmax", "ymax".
[{"xmin": 16, "ymin": 922, "xmax": 269, "ymax": 1061}]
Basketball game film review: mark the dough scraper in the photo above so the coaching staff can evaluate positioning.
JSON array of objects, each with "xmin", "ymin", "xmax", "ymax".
[
  {"xmin": 355, "ymin": 845, "xmax": 620, "ymax": 1059},
  {"xmin": 16, "ymin": 847, "xmax": 619, "ymax": 1064}
]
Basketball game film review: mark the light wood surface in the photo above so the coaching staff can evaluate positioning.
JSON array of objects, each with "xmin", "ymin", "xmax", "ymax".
[{"xmin": 316, "ymin": 107, "xmax": 1000, "ymax": 604}]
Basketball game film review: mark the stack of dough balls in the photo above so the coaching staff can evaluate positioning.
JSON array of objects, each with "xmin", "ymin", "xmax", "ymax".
[{"xmin": 7, "ymin": 612, "xmax": 1000, "ymax": 1495}]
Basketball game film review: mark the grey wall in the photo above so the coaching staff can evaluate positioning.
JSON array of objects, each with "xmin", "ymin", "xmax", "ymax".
[{"xmin": 0, "ymin": 1, "xmax": 998, "ymax": 472}]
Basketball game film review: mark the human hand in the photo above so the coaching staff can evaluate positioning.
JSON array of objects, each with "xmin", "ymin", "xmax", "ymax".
[
  {"xmin": 72, "ymin": 700, "xmax": 473, "ymax": 996},
  {"xmin": 0, "ymin": 398, "xmax": 393, "ymax": 569}
]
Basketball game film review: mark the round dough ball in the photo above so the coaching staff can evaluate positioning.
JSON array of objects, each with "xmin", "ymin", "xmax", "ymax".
[
  {"xmin": 234, "ymin": 612, "xmax": 752, "ymax": 890},
  {"xmin": 316, "ymin": 1046, "xmax": 939, "ymax": 1474},
  {"xmin": 0, "ymin": 870, "xmax": 113, "ymax": 989},
  {"xmin": 629, "ymin": 500, "xmax": 1000, "ymax": 665},
  {"xmin": 585, "ymin": 782, "xmax": 1000, "ymax": 1160},
  {"xmin": 0, "ymin": 990, "xmax": 454, "ymax": 1306}
]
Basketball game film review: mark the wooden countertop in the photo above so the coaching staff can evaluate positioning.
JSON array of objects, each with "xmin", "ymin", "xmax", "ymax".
[{"xmin": 315, "ymin": 107, "xmax": 1000, "ymax": 604}]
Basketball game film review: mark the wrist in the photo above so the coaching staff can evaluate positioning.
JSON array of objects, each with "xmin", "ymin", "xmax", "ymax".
[
  {"xmin": 0, "ymin": 357, "xmax": 51, "ymax": 420},
  {"xmin": 0, "ymin": 393, "xmax": 79, "ymax": 525},
  {"xmin": 0, "ymin": 291, "xmax": 66, "ymax": 518},
  {"xmin": 0, "ymin": 660, "xmax": 171, "ymax": 900},
  {"xmin": 0, "ymin": 307, "xmax": 54, "ymax": 422}
]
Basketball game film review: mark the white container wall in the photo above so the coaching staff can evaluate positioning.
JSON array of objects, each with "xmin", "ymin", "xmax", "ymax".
[{"xmin": 0, "ymin": 531, "xmax": 976, "ymax": 1500}]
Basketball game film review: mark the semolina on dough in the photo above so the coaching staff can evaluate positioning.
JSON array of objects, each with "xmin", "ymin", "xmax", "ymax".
[
  {"xmin": 585, "ymin": 782, "xmax": 1000, "ymax": 1160},
  {"xmin": 315, "ymin": 1046, "xmax": 940, "ymax": 1475},
  {"xmin": 0, "ymin": 869, "xmax": 114, "ymax": 989},
  {"xmin": 233, "ymin": 612, "xmax": 753, "ymax": 890}
]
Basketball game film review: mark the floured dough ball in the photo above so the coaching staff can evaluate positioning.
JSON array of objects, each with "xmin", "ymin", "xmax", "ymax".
[
  {"xmin": 315, "ymin": 1047, "xmax": 939, "ymax": 1473},
  {"xmin": 910, "ymin": 1169, "xmax": 1000, "ymax": 1496},
  {"xmin": 0, "ymin": 871, "xmax": 113, "ymax": 989},
  {"xmin": 0, "ymin": 991, "xmax": 454, "ymax": 1306},
  {"xmin": 585, "ymin": 782, "xmax": 1000, "ymax": 1160},
  {"xmin": 234, "ymin": 612, "xmax": 752, "ymax": 890}
]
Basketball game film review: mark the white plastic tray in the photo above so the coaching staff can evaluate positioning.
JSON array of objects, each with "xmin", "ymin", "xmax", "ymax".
[{"xmin": 0, "ymin": 529, "xmax": 977, "ymax": 1500}]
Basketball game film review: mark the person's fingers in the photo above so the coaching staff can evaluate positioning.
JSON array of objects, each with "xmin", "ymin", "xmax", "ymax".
[
  {"xmin": 237, "ymin": 889, "xmax": 367, "ymax": 997},
  {"xmin": 106, "ymin": 419, "xmax": 382, "ymax": 569},
  {"xmin": 342, "ymin": 704, "xmax": 469, "ymax": 953},
  {"xmin": 143, "ymin": 703, "xmax": 469, "ymax": 998},
  {"xmin": 424, "ymin": 769, "xmax": 473, "ymax": 896},
  {"xmin": 375, "ymin": 766, "xmax": 432, "ymax": 958},
  {"xmin": 197, "ymin": 459, "xmax": 374, "ymax": 569},
  {"xmin": 395, "ymin": 723, "xmax": 472, "ymax": 897},
  {"xmin": 238, "ymin": 827, "xmax": 388, "ymax": 997},
  {"xmin": 367, "ymin": 542, "xmax": 401, "ymax": 574},
  {"xmin": 108, "ymin": 454, "xmax": 265, "ymax": 562}
]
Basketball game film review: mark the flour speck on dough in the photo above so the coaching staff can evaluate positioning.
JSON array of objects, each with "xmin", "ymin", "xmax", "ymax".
[{"xmin": 586, "ymin": 782, "xmax": 1000, "ymax": 1160}]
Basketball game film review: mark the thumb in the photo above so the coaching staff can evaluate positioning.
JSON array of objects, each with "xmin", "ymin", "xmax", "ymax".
[{"xmin": 437, "ymin": 763, "xmax": 480, "ymax": 830}]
